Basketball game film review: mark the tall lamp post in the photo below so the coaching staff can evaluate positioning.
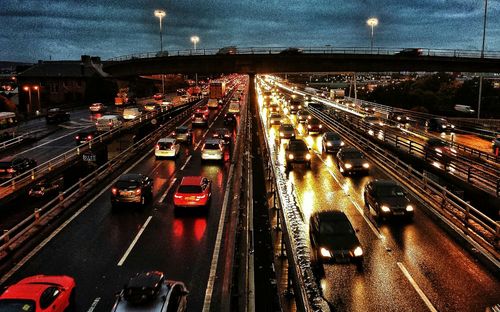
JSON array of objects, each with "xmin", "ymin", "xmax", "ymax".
[
  {"xmin": 478, "ymin": 0, "xmax": 488, "ymax": 119},
  {"xmin": 191, "ymin": 36, "xmax": 200, "ymax": 87},
  {"xmin": 33, "ymin": 85, "xmax": 40, "ymax": 112},
  {"xmin": 190, "ymin": 35, "xmax": 199, "ymax": 52},
  {"xmin": 154, "ymin": 9, "xmax": 166, "ymax": 95},
  {"xmin": 23, "ymin": 86, "xmax": 32, "ymax": 115},
  {"xmin": 367, "ymin": 17, "xmax": 378, "ymax": 53}
]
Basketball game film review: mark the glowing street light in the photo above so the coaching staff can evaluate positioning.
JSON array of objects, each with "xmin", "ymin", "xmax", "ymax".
[
  {"xmin": 23, "ymin": 85, "xmax": 41, "ymax": 114},
  {"xmin": 367, "ymin": 17, "xmax": 378, "ymax": 52},
  {"xmin": 154, "ymin": 9, "xmax": 166, "ymax": 95},
  {"xmin": 23, "ymin": 86, "xmax": 32, "ymax": 114},
  {"xmin": 190, "ymin": 35, "xmax": 200, "ymax": 51}
]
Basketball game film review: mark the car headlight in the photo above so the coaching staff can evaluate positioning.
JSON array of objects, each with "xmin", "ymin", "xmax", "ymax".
[
  {"xmin": 442, "ymin": 125, "xmax": 446, "ymax": 128},
  {"xmin": 450, "ymin": 148, "xmax": 457, "ymax": 154},
  {"xmin": 345, "ymin": 163, "xmax": 352, "ymax": 169},
  {"xmin": 298, "ymin": 105, "xmax": 302, "ymax": 109},
  {"xmin": 319, "ymin": 124, "xmax": 322, "ymax": 128},
  {"xmin": 280, "ymin": 132, "xmax": 284, "ymax": 137},
  {"xmin": 381, "ymin": 205, "xmax": 391, "ymax": 212},
  {"xmin": 406, "ymin": 205, "xmax": 414, "ymax": 212},
  {"xmin": 306, "ymin": 153, "xmax": 311, "ymax": 160},
  {"xmin": 320, "ymin": 247, "xmax": 331, "ymax": 258},
  {"xmin": 353, "ymin": 246, "xmax": 363, "ymax": 257},
  {"xmin": 308, "ymin": 116, "xmax": 312, "ymax": 119},
  {"xmin": 435, "ymin": 148, "xmax": 442, "ymax": 153},
  {"xmin": 326, "ymin": 142, "xmax": 332, "ymax": 147},
  {"xmin": 451, "ymin": 125, "xmax": 455, "ymax": 128},
  {"xmin": 288, "ymin": 154, "xmax": 294, "ymax": 160},
  {"xmin": 363, "ymin": 163, "xmax": 370, "ymax": 168},
  {"xmin": 340, "ymin": 141, "xmax": 345, "ymax": 146}
]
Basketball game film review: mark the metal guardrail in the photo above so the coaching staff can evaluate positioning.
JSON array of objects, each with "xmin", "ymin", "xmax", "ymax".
[
  {"xmin": 106, "ymin": 46, "xmax": 500, "ymax": 62},
  {"xmin": 0, "ymin": 102, "xmax": 199, "ymax": 259},
  {"xmin": 0, "ymin": 104, "xmax": 193, "ymax": 200},
  {"xmin": 256, "ymin": 88, "xmax": 328, "ymax": 311},
  {"xmin": 309, "ymin": 105, "xmax": 500, "ymax": 263}
]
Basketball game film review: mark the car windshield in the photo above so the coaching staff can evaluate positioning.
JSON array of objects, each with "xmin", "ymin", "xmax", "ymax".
[
  {"xmin": 376, "ymin": 185, "xmax": 405, "ymax": 197},
  {"xmin": 0, "ymin": 299, "xmax": 36, "ymax": 312},
  {"xmin": 320, "ymin": 220, "xmax": 354, "ymax": 235},
  {"xmin": 343, "ymin": 151, "xmax": 363, "ymax": 159},
  {"xmin": 178, "ymin": 185, "xmax": 202, "ymax": 193},
  {"xmin": 116, "ymin": 181, "xmax": 139, "ymax": 189},
  {"xmin": 282, "ymin": 125, "xmax": 294, "ymax": 131},
  {"xmin": 289, "ymin": 142, "xmax": 308, "ymax": 151},
  {"xmin": 204, "ymin": 143, "xmax": 220, "ymax": 150},
  {"xmin": 325, "ymin": 133, "xmax": 340, "ymax": 140}
]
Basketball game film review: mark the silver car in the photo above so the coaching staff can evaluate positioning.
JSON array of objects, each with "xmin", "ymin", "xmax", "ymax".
[{"xmin": 201, "ymin": 138, "xmax": 225, "ymax": 162}]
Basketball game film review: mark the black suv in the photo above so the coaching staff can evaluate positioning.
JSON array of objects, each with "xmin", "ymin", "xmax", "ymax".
[
  {"xmin": 309, "ymin": 210, "xmax": 363, "ymax": 271},
  {"xmin": 212, "ymin": 128, "xmax": 232, "ymax": 145},
  {"xmin": 224, "ymin": 112, "xmax": 237, "ymax": 128},
  {"xmin": 111, "ymin": 173, "xmax": 153, "ymax": 208},
  {"xmin": 111, "ymin": 271, "xmax": 188, "ymax": 312},
  {"xmin": 426, "ymin": 118, "xmax": 454, "ymax": 132},
  {"xmin": 305, "ymin": 117, "xmax": 322, "ymax": 134},
  {"xmin": 364, "ymin": 180, "xmax": 414, "ymax": 221},
  {"xmin": 46, "ymin": 108, "xmax": 70, "ymax": 124},
  {"xmin": 336, "ymin": 147, "xmax": 370, "ymax": 175},
  {"xmin": 0, "ymin": 157, "xmax": 37, "ymax": 180},
  {"xmin": 75, "ymin": 131, "xmax": 98, "ymax": 145},
  {"xmin": 285, "ymin": 139, "xmax": 311, "ymax": 171}
]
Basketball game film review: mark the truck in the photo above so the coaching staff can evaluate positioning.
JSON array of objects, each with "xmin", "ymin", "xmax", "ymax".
[
  {"xmin": 330, "ymin": 88, "xmax": 345, "ymax": 100},
  {"xmin": 210, "ymin": 82, "xmax": 226, "ymax": 100}
]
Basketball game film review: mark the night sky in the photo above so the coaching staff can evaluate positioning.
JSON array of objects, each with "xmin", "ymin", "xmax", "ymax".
[{"xmin": 2, "ymin": 0, "xmax": 499, "ymax": 62}]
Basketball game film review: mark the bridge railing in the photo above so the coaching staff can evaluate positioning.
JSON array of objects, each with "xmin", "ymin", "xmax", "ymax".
[{"xmin": 106, "ymin": 46, "xmax": 500, "ymax": 61}]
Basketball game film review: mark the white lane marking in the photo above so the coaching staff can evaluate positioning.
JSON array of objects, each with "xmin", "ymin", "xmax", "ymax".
[
  {"xmin": 12, "ymin": 126, "xmax": 92, "ymax": 157},
  {"xmin": 195, "ymin": 140, "xmax": 203, "ymax": 151},
  {"xmin": 0, "ymin": 151, "xmax": 151, "ymax": 285},
  {"xmin": 159, "ymin": 177, "xmax": 177, "ymax": 203},
  {"xmin": 203, "ymin": 129, "xmax": 210, "ymax": 137},
  {"xmin": 180, "ymin": 155, "xmax": 192, "ymax": 171},
  {"xmin": 202, "ymin": 163, "xmax": 235, "ymax": 311},
  {"xmin": 87, "ymin": 297, "xmax": 101, "ymax": 312},
  {"xmin": 315, "ymin": 153, "xmax": 382, "ymax": 239},
  {"xmin": 209, "ymin": 122, "xmax": 215, "ymax": 128},
  {"xmin": 397, "ymin": 262, "xmax": 438, "ymax": 312},
  {"xmin": 117, "ymin": 216, "xmax": 153, "ymax": 266}
]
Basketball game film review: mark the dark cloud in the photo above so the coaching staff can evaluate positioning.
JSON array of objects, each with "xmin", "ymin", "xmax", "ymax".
[{"xmin": 1, "ymin": 0, "xmax": 498, "ymax": 61}]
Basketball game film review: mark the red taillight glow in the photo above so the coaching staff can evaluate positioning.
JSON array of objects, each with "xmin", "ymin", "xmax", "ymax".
[
  {"xmin": 174, "ymin": 194, "xmax": 183, "ymax": 199},
  {"xmin": 108, "ymin": 122, "xmax": 113, "ymax": 126},
  {"xmin": 111, "ymin": 188, "xmax": 117, "ymax": 195},
  {"xmin": 155, "ymin": 144, "xmax": 160, "ymax": 150},
  {"xmin": 75, "ymin": 135, "xmax": 80, "ymax": 140},
  {"xmin": 87, "ymin": 135, "xmax": 92, "ymax": 140},
  {"xmin": 135, "ymin": 188, "xmax": 141, "ymax": 195},
  {"xmin": 7, "ymin": 168, "xmax": 15, "ymax": 173}
]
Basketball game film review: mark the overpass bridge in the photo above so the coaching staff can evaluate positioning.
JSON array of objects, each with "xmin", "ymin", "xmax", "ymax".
[{"xmin": 103, "ymin": 46, "xmax": 500, "ymax": 77}]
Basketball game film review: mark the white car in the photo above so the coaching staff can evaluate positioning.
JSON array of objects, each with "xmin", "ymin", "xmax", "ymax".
[
  {"xmin": 96, "ymin": 115, "xmax": 122, "ymax": 132},
  {"xmin": 123, "ymin": 108, "xmax": 141, "ymax": 120},
  {"xmin": 201, "ymin": 138, "xmax": 224, "ymax": 162},
  {"xmin": 89, "ymin": 102, "xmax": 105, "ymax": 113},
  {"xmin": 155, "ymin": 137, "xmax": 180, "ymax": 159}
]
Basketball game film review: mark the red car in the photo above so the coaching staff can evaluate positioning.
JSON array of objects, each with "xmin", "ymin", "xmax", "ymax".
[
  {"xmin": 196, "ymin": 105, "xmax": 209, "ymax": 117},
  {"xmin": 0, "ymin": 275, "xmax": 76, "ymax": 312},
  {"xmin": 173, "ymin": 176, "xmax": 211, "ymax": 208}
]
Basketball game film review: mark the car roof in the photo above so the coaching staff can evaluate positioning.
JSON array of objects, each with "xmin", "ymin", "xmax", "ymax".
[
  {"xmin": 180, "ymin": 176, "xmax": 204, "ymax": 185},
  {"xmin": 118, "ymin": 173, "xmax": 143, "ymax": 181},
  {"xmin": 127, "ymin": 271, "xmax": 163, "ymax": 289},
  {"xmin": 158, "ymin": 137, "xmax": 175, "ymax": 143},
  {"xmin": 340, "ymin": 146, "xmax": 360, "ymax": 153},
  {"xmin": 370, "ymin": 179, "xmax": 399, "ymax": 187},
  {"xmin": 314, "ymin": 210, "xmax": 350, "ymax": 222},
  {"xmin": 176, "ymin": 125, "xmax": 189, "ymax": 130}
]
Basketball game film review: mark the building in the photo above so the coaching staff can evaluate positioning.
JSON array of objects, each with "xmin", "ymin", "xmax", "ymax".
[{"xmin": 16, "ymin": 55, "xmax": 115, "ymax": 115}]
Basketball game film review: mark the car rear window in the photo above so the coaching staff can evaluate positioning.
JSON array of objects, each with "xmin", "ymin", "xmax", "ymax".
[
  {"xmin": 0, "ymin": 299, "xmax": 36, "ymax": 312},
  {"xmin": 204, "ymin": 143, "xmax": 220, "ymax": 150},
  {"xmin": 176, "ymin": 128, "xmax": 188, "ymax": 134},
  {"xmin": 282, "ymin": 125, "xmax": 294, "ymax": 131},
  {"xmin": 116, "ymin": 181, "xmax": 139, "ymax": 189},
  {"xmin": 194, "ymin": 113, "xmax": 204, "ymax": 117},
  {"xmin": 158, "ymin": 142, "xmax": 173, "ymax": 149},
  {"xmin": 178, "ymin": 185, "xmax": 202, "ymax": 193}
]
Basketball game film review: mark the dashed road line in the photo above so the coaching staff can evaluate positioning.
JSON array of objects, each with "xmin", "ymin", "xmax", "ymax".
[
  {"xmin": 398, "ymin": 262, "xmax": 438, "ymax": 312},
  {"xmin": 117, "ymin": 216, "xmax": 153, "ymax": 266},
  {"xmin": 180, "ymin": 155, "xmax": 192, "ymax": 171},
  {"xmin": 159, "ymin": 177, "xmax": 177, "ymax": 203}
]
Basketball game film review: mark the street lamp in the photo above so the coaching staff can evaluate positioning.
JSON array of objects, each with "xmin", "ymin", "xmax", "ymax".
[
  {"xmin": 23, "ymin": 86, "xmax": 32, "ymax": 114},
  {"xmin": 190, "ymin": 36, "xmax": 200, "ymax": 52},
  {"xmin": 33, "ymin": 85, "xmax": 40, "ymax": 112},
  {"xmin": 367, "ymin": 17, "xmax": 378, "ymax": 52},
  {"xmin": 154, "ymin": 9, "xmax": 166, "ymax": 95},
  {"xmin": 478, "ymin": 0, "xmax": 488, "ymax": 119}
]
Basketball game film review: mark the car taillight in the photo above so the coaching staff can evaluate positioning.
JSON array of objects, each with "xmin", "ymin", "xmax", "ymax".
[
  {"xmin": 174, "ymin": 194, "xmax": 182, "ymax": 199},
  {"xmin": 75, "ymin": 135, "xmax": 80, "ymax": 140},
  {"xmin": 7, "ymin": 168, "xmax": 15, "ymax": 173},
  {"xmin": 108, "ymin": 122, "xmax": 113, "ymax": 126},
  {"xmin": 171, "ymin": 145, "xmax": 176, "ymax": 150},
  {"xmin": 196, "ymin": 194, "xmax": 206, "ymax": 200},
  {"xmin": 135, "ymin": 188, "xmax": 141, "ymax": 195},
  {"xmin": 224, "ymin": 134, "xmax": 230, "ymax": 137},
  {"xmin": 111, "ymin": 188, "xmax": 117, "ymax": 195},
  {"xmin": 155, "ymin": 144, "xmax": 160, "ymax": 150},
  {"xmin": 87, "ymin": 135, "xmax": 93, "ymax": 140}
]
